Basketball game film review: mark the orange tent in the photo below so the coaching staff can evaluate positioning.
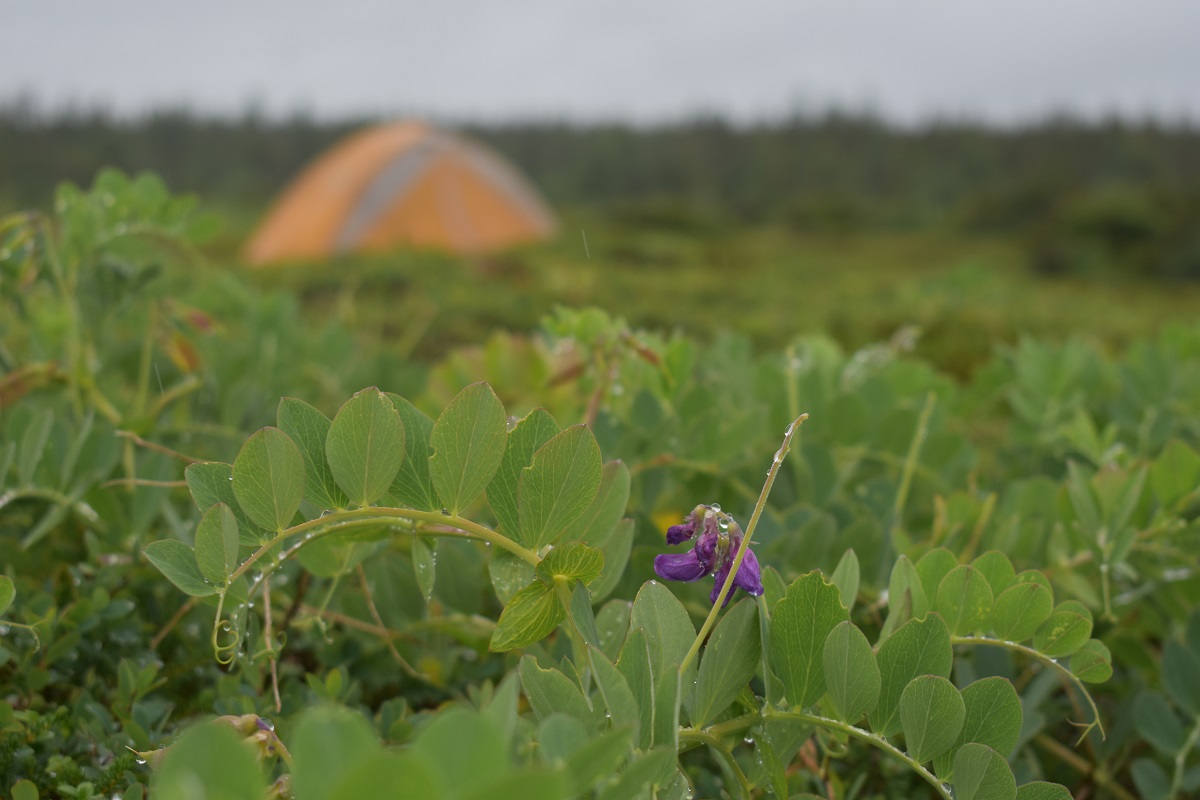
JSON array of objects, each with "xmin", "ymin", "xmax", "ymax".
[{"xmin": 243, "ymin": 121, "xmax": 556, "ymax": 264}]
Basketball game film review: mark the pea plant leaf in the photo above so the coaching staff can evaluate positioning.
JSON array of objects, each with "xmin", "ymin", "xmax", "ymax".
[
  {"xmin": 490, "ymin": 580, "xmax": 566, "ymax": 652},
  {"xmin": 536, "ymin": 542, "xmax": 604, "ymax": 586},
  {"xmin": 277, "ymin": 396, "xmax": 348, "ymax": 511},
  {"xmin": 232, "ymin": 427, "xmax": 305, "ymax": 533},
  {"xmin": 429, "ymin": 382, "xmax": 508, "ymax": 516},
  {"xmin": 517, "ymin": 425, "xmax": 603, "ymax": 549},
  {"xmin": 143, "ymin": 540, "xmax": 215, "ymax": 597},
  {"xmin": 185, "ymin": 461, "xmax": 264, "ymax": 544},
  {"xmin": 630, "ymin": 579, "xmax": 695, "ymax": 678},
  {"xmin": 325, "ymin": 387, "xmax": 406, "ymax": 508},
  {"xmin": 1070, "ymin": 639, "xmax": 1113, "ymax": 684},
  {"xmin": 692, "ymin": 598, "xmax": 761, "ymax": 727},
  {"xmin": 936, "ymin": 565, "xmax": 994, "ymax": 636},
  {"xmin": 934, "ymin": 676, "xmax": 1023, "ymax": 780},
  {"xmin": 193, "ymin": 502, "xmax": 240, "ymax": 585},
  {"xmin": 829, "ymin": 548, "xmax": 860, "ymax": 612},
  {"xmin": 822, "ymin": 620, "xmax": 881, "ymax": 725},
  {"xmin": 1032, "ymin": 607, "xmax": 1092, "ymax": 658},
  {"xmin": 899, "ymin": 675, "xmax": 965, "ymax": 764},
  {"xmin": 487, "ymin": 409, "xmax": 561, "ymax": 538},
  {"xmin": 385, "ymin": 394, "xmax": 438, "ymax": 511},
  {"xmin": 871, "ymin": 613, "xmax": 953, "ymax": 738},
  {"xmin": 880, "ymin": 555, "xmax": 928, "ymax": 641},
  {"xmin": 770, "ymin": 571, "xmax": 850, "ymax": 710},
  {"xmin": 991, "ymin": 581, "xmax": 1054, "ymax": 642},
  {"xmin": 0, "ymin": 575, "xmax": 15, "ymax": 616},
  {"xmin": 952, "ymin": 743, "xmax": 1017, "ymax": 800}
]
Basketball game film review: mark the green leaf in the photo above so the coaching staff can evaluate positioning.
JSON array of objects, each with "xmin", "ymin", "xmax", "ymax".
[
  {"xmin": 1151, "ymin": 439, "xmax": 1200, "ymax": 508},
  {"xmin": 0, "ymin": 575, "xmax": 14, "ymax": 616},
  {"xmin": 596, "ymin": 600, "xmax": 631, "ymax": 662},
  {"xmin": 770, "ymin": 571, "xmax": 850, "ymax": 710},
  {"xmin": 617, "ymin": 627, "xmax": 656, "ymax": 750},
  {"xmin": 630, "ymin": 580, "xmax": 695, "ymax": 677},
  {"xmin": 693, "ymin": 598, "xmax": 761, "ymax": 727},
  {"xmin": 596, "ymin": 747, "xmax": 676, "ymax": 800},
  {"xmin": 871, "ymin": 614, "xmax": 953, "ymax": 737},
  {"xmin": 934, "ymin": 677, "xmax": 1023, "ymax": 779},
  {"xmin": 991, "ymin": 582, "xmax": 1054, "ymax": 642},
  {"xmin": 754, "ymin": 729, "xmax": 790, "ymax": 800},
  {"xmin": 277, "ymin": 397, "xmax": 348, "ymax": 511},
  {"xmin": 1032, "ymin": 609, "xmax": 1092, "ymax": 658},
  {"xmin": 590, "ymin": 646, "xmax": 640, "ymax": 737},
  {"xmin": 518, "ymin": 425, "xmax": 603, "ymax": 548},
  {"xmin": 971, "ymin": 550, "xmax": 1016, "ymax": 596},
  {"xmin": 10, "ymin": 779, "xmax": 38, "ymax": 800},
  {"xmin": 952, "ymin": 743, "xmax": 1016, "ymax": 800},
  {"xmin": 193, "ymin": 502, "xmax": 240, "ymax": 584},
  {"xmin": 1134, "ymin": 691, "xmax": 1186, "ymax": 754},
  {"xmin": 899, "ymin": 675, "xmax": 965, "ymax": 763},
  {"xmin": 326, "ymin": 388, "xmax": 406, "ymax": 508},
  {"xmin": 385, "ymin": 394, "xmax": 439, "ymax": 511},
  {"xmin": 460, "ymin": 770, "xmax": 564, "ymax": 800},
  {"xmin": 1130, "ymin": 758, "xmax": 1172, "ymax": 800},
  {"xmin": 936, "ymin": 565, "xmax": 994, "ymax": 636},
  {"xmin": 143, "ymin": 540, "xmax": 215, "ymax": 597},
  {"xmin": 232, "ymin": 427, "xmax": 305, "ymax": 532},
  {"xmin": 880, "ymin": 555, "xmax": 929, "ymax": 640},
  {"xmin": 574, "ymin": 460, "xmax": 631, "ymax": 546},
  {"xmin": 412, "ymin": 708, "xmax": 509, "ymax": 797},
  {"xmin": 829, "ymin": 548, "xmax": 860, "ymax": 612},
  {"xmin": 17, "ymin": 408, "xmax": 52, "ymax": 486},
  {"xmin": 489, "ymin": 548, "xmax": 536, "ymax": 604},
  {"xmin": 568, "ymin": 582, "xmax": 601, "ymax": 647},
  {"xmin": 490, "ymin": 581, "xmax": 565, "ymax": 652},
  {"xmin": 653, "ymin": 664, "xmax": 681, "ymax": 750},
  {"xmin": 536, "ymin": 542, "xmax": 604, "ymax": 586},
  {"xmin": 1163, "ymin": 638, "xmax": 1200, "ymax": 716},
  {"xmin": 519, "ymin": 656, "xmax": 594, "ymax": 727},
  {"xmin": 291, "ymin": 705, "xmax": 381, "ymax": 800},
  {"xmin": 1015, "ymin": 783, "xmax": 1073, "ymax": 800},
  {"xmin": 915, "ymin": 547, "xmax": 959, "ymax": 606},
  {"xmin": 329, "ymin": 751, "xmax": 443, "ymax": 800},
  {"xmin": 185, "ymin": 461, "xmax": 261, "ymax": 542},
  {"xmin": 428, "ymin": 382, "xmax": 508, "ymax": 515},
  {"xmin": 822, "ymin": 620, "xmax": 881, "ymax": 725},
  {"xmin": 563, "ymin": 728, "xmax": 634, "ymax": 795},
  {"xmin": 152, "ymin": 722, "xmax": 266, "ymax": 800},
  {"xmin": 588, "ymin": 518, "xmax": 635, "ymax": 603},
  {"xmin": 1070, "ymin": 639, "xmax": 1112, "ymax": 683},
  {"xmin": 412, "ymin": 537, "xmax": 436, "ymax": 602},
  {"xmin": 487, "ymin": 409, "xmax": 561, "ymax": 537}
]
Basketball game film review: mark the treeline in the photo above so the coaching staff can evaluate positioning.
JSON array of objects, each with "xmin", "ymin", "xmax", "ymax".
[{"xmin": 3, "ymin": 104, "xmax": 1200, "ymax": 276}]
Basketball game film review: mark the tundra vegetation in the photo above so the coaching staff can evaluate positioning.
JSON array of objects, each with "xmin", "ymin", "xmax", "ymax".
[{"xmin": 1, "ymin": 171, "xmax": 1198, "ymax": 798}]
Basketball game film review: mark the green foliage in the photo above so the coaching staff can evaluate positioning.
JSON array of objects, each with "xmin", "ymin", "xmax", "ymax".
[{"xmin": 12, "ymin": 169, "xmax": 1200, "ymax": 798}]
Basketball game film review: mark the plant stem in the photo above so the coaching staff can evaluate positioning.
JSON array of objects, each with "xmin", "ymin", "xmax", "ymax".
[
  {"xmin": 681, "ymin": 414, "xmax": 807, "ymax": 674},
  {"xmin": 1172, "ymin": 717, "xmax": 1200, "ymax": 798},
  {"xmin": 766, "ymin": 709, "xmax": 953, "ymax": 800},
  {"xmin": 228, "ymin": 508, "xmax": 539, "ymax": 589},
  {"xmin": 950, "ymin": 635, "xmax": 1105, "ymax": 741}
]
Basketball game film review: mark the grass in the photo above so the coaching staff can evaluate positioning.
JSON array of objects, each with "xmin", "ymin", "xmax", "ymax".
[{"xmin": 212, "ymin": 211, "xmax": 1200, "ymax": 375}]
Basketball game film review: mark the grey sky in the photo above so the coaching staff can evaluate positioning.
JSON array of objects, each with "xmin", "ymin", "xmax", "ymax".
[{"xmin": 3, "ymin": 1, "xmax": 1199, "ymax": 124}]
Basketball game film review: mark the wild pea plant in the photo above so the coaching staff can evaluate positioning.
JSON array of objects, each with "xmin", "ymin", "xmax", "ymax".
[{"xmin": 143, "ymin": 383, "xmax": 1101, "ymax": 798}]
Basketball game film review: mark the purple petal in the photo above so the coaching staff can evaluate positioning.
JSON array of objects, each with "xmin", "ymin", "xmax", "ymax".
[
  {"xmin": 694, "ymin": 530, "xmax": 718, "ymax": 572},
  {"xmin": 709, "ymin": 564, "xmax": 731, "ymax": 605},
  {"xmin": 733, "ymin": 548, "xmax": 764, "ymax": 597},
  {"xmin": 666, "ymin": 522, "xmax": 695, "ymax": 545},
  {"xmin": 654, "ymin": 550, "xmax": 708, "ymax": 582}
]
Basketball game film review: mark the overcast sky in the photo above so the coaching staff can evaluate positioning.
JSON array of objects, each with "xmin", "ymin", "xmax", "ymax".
[{"xmin": 3, "ymin": 1, "xmax": 1199, "ymax": 125}]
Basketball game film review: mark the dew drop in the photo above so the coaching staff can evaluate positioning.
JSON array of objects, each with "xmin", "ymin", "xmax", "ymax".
[{"xmin": 134, "ymin": 757, "xmax": 147, "ymax": 766}]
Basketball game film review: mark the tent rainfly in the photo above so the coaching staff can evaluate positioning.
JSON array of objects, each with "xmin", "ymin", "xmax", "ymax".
[{"xmin": 243, "ymin": 121, "xmax": 556, "ymax": 264}]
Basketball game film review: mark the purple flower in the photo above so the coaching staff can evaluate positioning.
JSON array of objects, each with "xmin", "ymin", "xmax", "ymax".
[{"xmin": 654, "ymin": 505, "xmax": 763, "ymax": 606}]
